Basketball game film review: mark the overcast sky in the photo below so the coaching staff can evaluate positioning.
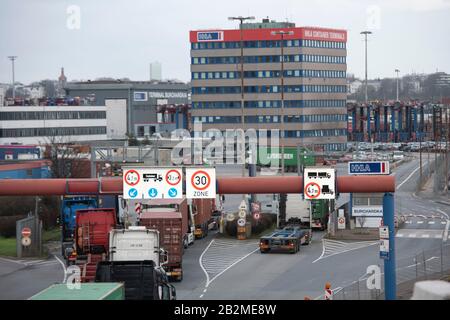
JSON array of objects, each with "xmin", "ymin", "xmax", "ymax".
[{"xmin": 1, "ymin": 0, "xmax": 449, "ymax": 84}]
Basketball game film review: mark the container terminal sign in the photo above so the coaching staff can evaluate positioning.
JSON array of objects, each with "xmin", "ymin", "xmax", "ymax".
[
  {"xmin": 348, "ymin": 161, "xmax": 390, "ymax": 175},
  {"xmin": 123, "ymin": 167, "xmax": 182, "ymax": 199}
]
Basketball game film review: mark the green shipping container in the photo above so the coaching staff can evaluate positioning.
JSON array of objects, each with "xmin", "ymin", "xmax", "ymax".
[
  {"xmin": 29, "ymin": 283, "xmax": 125, "ymax": 300},
  {"xmin": 257, "ymin": 147, "xmax": 315, "ymax": 167}
]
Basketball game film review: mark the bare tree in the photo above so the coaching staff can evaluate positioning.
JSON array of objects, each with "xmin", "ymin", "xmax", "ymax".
[{"xmin": 42, "ymin": 135, "xmax": 89, "ymax": 178}]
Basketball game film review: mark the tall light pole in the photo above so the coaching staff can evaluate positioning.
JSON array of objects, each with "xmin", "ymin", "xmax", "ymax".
[
  {"xmin": 7, "ymin": 56, "xmax": 17, "ymax": 100},
  {"xmin": 271, "ymin": 30, "xmax": 293, "ymax": 176},
  {"xmin": 360, "ymin": 31, "xmax": 372, "ymax": 104},
  {"xmin": 228, "ymin": 16, "xmax": 255, "ymax": 179},
  {"xmin": 395, "ymin": 69, "xmax": 400, "ymax": 101}
]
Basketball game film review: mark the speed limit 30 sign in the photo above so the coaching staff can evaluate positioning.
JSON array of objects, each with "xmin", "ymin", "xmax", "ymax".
[{"xmin": 186, "ymin": 168, "xmax": 216, "ymax": 199}]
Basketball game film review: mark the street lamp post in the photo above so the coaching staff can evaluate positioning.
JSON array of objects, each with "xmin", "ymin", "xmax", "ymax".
[
  {"xmin": 395, "ymin": 69, "xmax": 400, "ymax": 101},
  {"xmin": 7, "ymin": 56, "xmax": 18, "ymax": 100},
  {"xmin": 229, "ymin": 16, "xmax": 255, "ymax": 203},
  {"xmin": 271, "ymin": 30, "xmax": 294, "ymax": 176},
  {"xmin": 360, "ymin": 31, "xmax": 372, "ymax": 104},
  {"xmin": 228, "ymin": 16, "xmax": 255, "ymax": 179}
]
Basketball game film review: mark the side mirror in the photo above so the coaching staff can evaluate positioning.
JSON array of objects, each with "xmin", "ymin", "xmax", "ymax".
[{"xmin": 160, "ymin": 248, "xmax": 169, "ymax": 265}]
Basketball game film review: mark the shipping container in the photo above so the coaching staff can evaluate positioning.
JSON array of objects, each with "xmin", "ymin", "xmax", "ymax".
[
  {"xmin": 143, "ymin": 198, "xmax": 189, "ymax": 238},
  {"xmin": 257, "ymin": 147, "xmax": 316, "ymax": 172},
  {"xmin": 71, "ymin": 208, "xmax": 117, "ymax": 282},
  {"xmin": 29, "ymin": 283, "xmax": 124, "ymax": 300},
  {"xmin": 192, "ymin": 199, "xmax": 214, "ymax": 239},
  {"xmin": 139, "ymin": 211, "xmax": 184, "ymax": 281}
]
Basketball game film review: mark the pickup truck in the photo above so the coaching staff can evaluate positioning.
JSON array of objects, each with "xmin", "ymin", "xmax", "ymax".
[{"xmin": 259, "ymin": 226, "xmax": 311, "ymax": 254}]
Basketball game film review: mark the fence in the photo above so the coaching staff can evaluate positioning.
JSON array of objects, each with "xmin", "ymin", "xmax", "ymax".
[
  {"xmin": 317, "ymin": 243, "xmax": 450, "ymax": 300},
  {"xmin": 16, "ymin": 215, "xmax": 42, "ymax": 258}
]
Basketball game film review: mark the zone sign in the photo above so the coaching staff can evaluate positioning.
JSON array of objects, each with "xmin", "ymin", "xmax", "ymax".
[{"xmin": 186, "ymin": 168, "xmax": 216, "ymax": 199}]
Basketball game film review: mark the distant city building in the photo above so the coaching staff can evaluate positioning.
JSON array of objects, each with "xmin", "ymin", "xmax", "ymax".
[
  {"xmin": 367, "ymin": 79, "xmax": 382, "ymax": 91},
  {"xmin": 190, "ymin": 19, "xmax": 348, "ymax": 151},
  {"xmin": 348, "ymin": 79, "xmax": 363, "ymax": 94},
  {"xmin": 150, "ymin": 62, "xmax": 162, "ymax": 81},
  {"xmin": 0, "ymin": 100, "xmax": 127, "ymax": 144},
  {"xmin": 57, "ymin": 67, "xmax": 67, "ymax": 97},
  {"xmin": 23, "ymin": 84, "xmax": 45, "ymax": 99},
  {"xmin": 65, "ymin": 80, "xmax": 190, "ymax": 137},
  {"xmin": 0, "ymin": 87, "xmax": 4, "ymax": 106},
  {"xmin": 435, "ymin": 72, "xmax": 450, "ymax": 87}
]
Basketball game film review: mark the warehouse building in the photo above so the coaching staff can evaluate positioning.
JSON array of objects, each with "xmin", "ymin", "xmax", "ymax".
[
  {"xmin": 0, "ymin": 100, "xmax": 127, "ymax": 144},
  {"xmin": 65, "ymin": 80, "xmax": 190, "ymax": 137},
  {"xmin": 190, "ymin": 19, "xmax": 347, "ymax": 151}
]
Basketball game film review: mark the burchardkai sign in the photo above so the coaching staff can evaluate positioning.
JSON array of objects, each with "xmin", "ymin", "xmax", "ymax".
[{"xmin": 352, "ymin": 206, "xmax": 383, "ymax": 217}]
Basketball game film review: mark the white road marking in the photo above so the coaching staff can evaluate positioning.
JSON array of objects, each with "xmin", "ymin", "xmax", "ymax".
[
  {"xmin": 442, "ymin": 221, "xmax": 447, "ymax": 225},
  {"xmin": 409, "ymin": 234, "xmax": 417, "ymax": 238},
  {"xmin": 417, "ymin": 221, "xmax": 424, "ymax": 224},
  {"xmin": 421, "ymin": 234, "xmax": 430, "ymax": 238},
  {"xmin": 437, "ymin": 209, "xmax": 449, "ymax": 220},
  {"xmin": 313, "ymin": 239, "xmax": 377, "ymax": 263},
  {"xmin": 396, "ymin": 164, "xmax": 421, "ymax": 190},
  {"xmin": 0, "ymin": 257, "xmax": 25, "ymax": 265},
  {"xmin": 443, "ymin": 221, "xmax": 450, "ymax": 242},
  {"xmin": 199, "ymin": 239, "xmax": 259, "ymax": 289},
  {"xmin": 396, "ymin": 233, "xmax": 404, "ymax": 237},
  {"xmin": 405, "ymin": 221, "xmax": 412, "ymax": 224},
  {"xmin": 54, "ymin": 255, "xmax": 68, "ymax": 283},
  {"xmin": 428, "ymin": 221, "xmax": 435, "ymax": 225}
]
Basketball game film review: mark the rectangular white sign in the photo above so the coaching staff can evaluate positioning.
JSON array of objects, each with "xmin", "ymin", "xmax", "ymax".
[
  {"xmin": 303, "ymin": 167, "xmax": 336, "ymax": 200},
  {"xmin": 352, "ymin": 206, "xmax": 383, "ymax": 217},
  {"xmin": 379, "ymin": 226, "xmax": 389, "ymax": 239},
  {"xmin": 123, "ymin": 167, "xmax": 182, "ymax": 199},
  {"xmin": 186, "ymin": 168, "xmax": 216, "ymax": 199}
]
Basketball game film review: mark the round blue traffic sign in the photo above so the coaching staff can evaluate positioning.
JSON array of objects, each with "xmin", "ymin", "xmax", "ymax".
[
  {"xmin": 128, "ymin": 188, "xmax": 138, "ymax": 198},
  {"xmin": 168, "ymin": 187, "xmax": 177, "ymax": 197},
  {"xmin": 148, "ymin": 188, "xmax": 158, "ymax": 198}
]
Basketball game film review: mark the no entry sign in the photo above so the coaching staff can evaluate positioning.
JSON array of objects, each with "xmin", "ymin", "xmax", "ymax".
[
  {"xmin": 186, "ymin": 168, "xmax": 216, "ymax": 199},
  {"xmin": 21, "ymin": 227, "xmax": 31, "ymax": 238}
]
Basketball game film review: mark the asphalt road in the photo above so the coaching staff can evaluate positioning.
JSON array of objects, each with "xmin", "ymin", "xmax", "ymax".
[
  {"xmin": 174, "ymin": 155, "xmax": 450, "ymax": 299},
  {"xmin": 0, "ymin": 155, "xmax": 448, "ymax": 299}
]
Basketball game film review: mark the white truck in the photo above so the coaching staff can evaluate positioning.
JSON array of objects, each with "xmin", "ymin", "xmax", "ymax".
[
  {"xmin": 109, "ymin": 226, "xmax": 168, "ymax": 265},
  {"xmin": 285, "ymin": 194, "xmax": 310, "ymax": 226}
]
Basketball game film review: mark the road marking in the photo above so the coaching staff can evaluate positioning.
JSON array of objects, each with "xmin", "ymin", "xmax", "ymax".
[
  {"xmin": 421, "ymin": 234, "xmax": 430, "ymax": 238},
  {"xmin": 442, "ymin": 221, "xmax": 447, "ymax": 225},
  {"xmin": 199, "ymin": 238, "xmax": 258, "ymax": 289},
  {"xmin": 313, "ymin": 239, "xmax": 377, "ymax": 263},
  {"xmin": 405, "ymin": 221, "xmax": 412, "ymax": 224},
  {"xmin": 417, "ymin": 221, "xmax": 424, "ymax": 224},
  {"xmin": 396, "ymin": 164, "xmax": 421, "ymax": 190},
  {"xmin": 199, "ymin": 294, "xmax": 204, "ymax": 298},
  {"xmin": 396, "ymin": 233, "xmax": 404, "ymax": 237},
  {"xmin": 428, "ymin": 221, "xmax": 435, "ymax": 225},
  {"xmin": 0, "ymin": 257, "xmax": 25, "ymax": 265},
  {"xmin": 54, "ymin": 255, "xmax": 68, "ymax": 283},
  {"xmin": 409, "ymin": 233, "xmax": 417, "ymax": 238},
  {"xmin": 443, "ymin": 221, "xmax": 450, "ymax": 242}
]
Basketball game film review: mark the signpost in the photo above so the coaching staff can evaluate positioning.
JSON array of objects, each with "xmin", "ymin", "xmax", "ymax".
[
  {"xmin": 123, "ymin": 167, "xmax": 182, "ymax": 199},
  {"xmin": 348, "ymin": 161, "xmax": 390, "ymax": 175},
  {"xmin": 21, "ymin": 227, "xmax": 32, "ymax": 247},
  {"xmin": 338, "ymin": 216, "xmax": 346, "ymax": 229},
  {"xmin": 186, "ymin": 168, "xmax": 216, "ymax": 199},
  {"xmin": 303, "ymin": 167, "xmax": 336, "ymax": 200}
]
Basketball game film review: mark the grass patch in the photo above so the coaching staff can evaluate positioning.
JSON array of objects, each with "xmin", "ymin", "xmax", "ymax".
[
  {"xmin": 0, "ymin": 237, "xmax": 17, "ymax": 257},
  {"xmin": 42, "ymin": 228, "xmax": 60, "ymax": 242}
]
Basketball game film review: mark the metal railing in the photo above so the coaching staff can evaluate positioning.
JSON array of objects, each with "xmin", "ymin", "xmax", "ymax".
[{"xmin": 316, "ymin": 243, "xmax": 450, "ymax": 300}]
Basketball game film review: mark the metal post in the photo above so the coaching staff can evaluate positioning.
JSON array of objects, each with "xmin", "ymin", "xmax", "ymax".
[
  {"xmin": 382, "ymin": 192, "xmax": 396, "ymax": 300},
  {"xmin": 395, "ymin": 69, "xmax": 400, "ymax": 101},
  {"xmin": 360, "ymin": 31, "xmax": 372, "ymax": 104},
  {"xmin": 8, "ymin": 56, "xmax": 17, "ymax": 100},
  {"xmin": 423, "ymin": 250, "xmax": 427, "ymax": 278}
]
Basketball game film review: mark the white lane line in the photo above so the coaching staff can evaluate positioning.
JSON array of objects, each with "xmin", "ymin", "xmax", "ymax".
[
  {"xmin": 199, "ymin": 240, "xmax": 215, "ymax": 288},
  {"xmin": 396, "ymin": 233, "xmax": 404, "ymax": 237},
  {"xmin": 428, "ymin": 221, "xmax": 436, "ymax": 225},
  {"xmin": 443, "ymin": 221, "xmax": 450, "ymax": 242},
  {"xmin": 421, "ymin": 234, "xmax": 430, "ymax": 238},
  {"xmin": 313, "ymin": 239, "xmax": 327, "ymax": 263},
  {"xmin": 0, "ymin": 257, "xmax": 25, "ymax": 265},
  {"xmin": 199, "ymin": 294, "xmax": 204, "ymax": 298},
  {"xmin": 405, "ymin": 221, "xmax": 412, "ymax": 224},
  {"xmin": 437, "ymin": 209, "xmax": 450, "ymax": 220},
  {"xmin": 417, "ymin": 221, "xmax": 424, "ymax": 224},
  {"xmin": 53, "ymin": 255, "xmax": 68, "ymax": 283},
  {"xmin": 396, "ymin": 164, "xmax": 421, "ymax": 190},
  {"xmin": 442, "ymin": 221, "xmax": 447, "ymax": 225},
  {"xmin": 207, "ymin": 248, "xmax": 259, "ymax": 285},
  {"xmin": 409, "ymin": 234, "xmax": 417, "ymax": 238}
]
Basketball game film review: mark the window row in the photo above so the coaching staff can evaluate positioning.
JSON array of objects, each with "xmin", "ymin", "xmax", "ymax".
[
  {"xmin": 0, "ymin": 126, "xmax": 107, "ymax": 138},
  {"xmin": 192, "ymin": 100, "xmax": 346, "ymax": 109},
  {"xmin": 192, "ymin": 85, "xmax": 347, "ymax": 94},
  {"xmin": 0, "ymin": 111, "xmax": 106, "ymax": 121},
  {"xmin": 192, "ymin": 114, "xmax": 346, "ymax": 124},
  {"xmin": 285, "ymin": 129, "xmax": 347, "ymax": 138},
  {"xmin": 192, "ymin": 69, "xmax": 346, "ymax": 80},
  {"xmin": 191, "ymin": 39, "xmax": 346, "ymax": 50},
  {"xmin": 192, "ymin": 54, "xmax": 346, "ymax": 65}
]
